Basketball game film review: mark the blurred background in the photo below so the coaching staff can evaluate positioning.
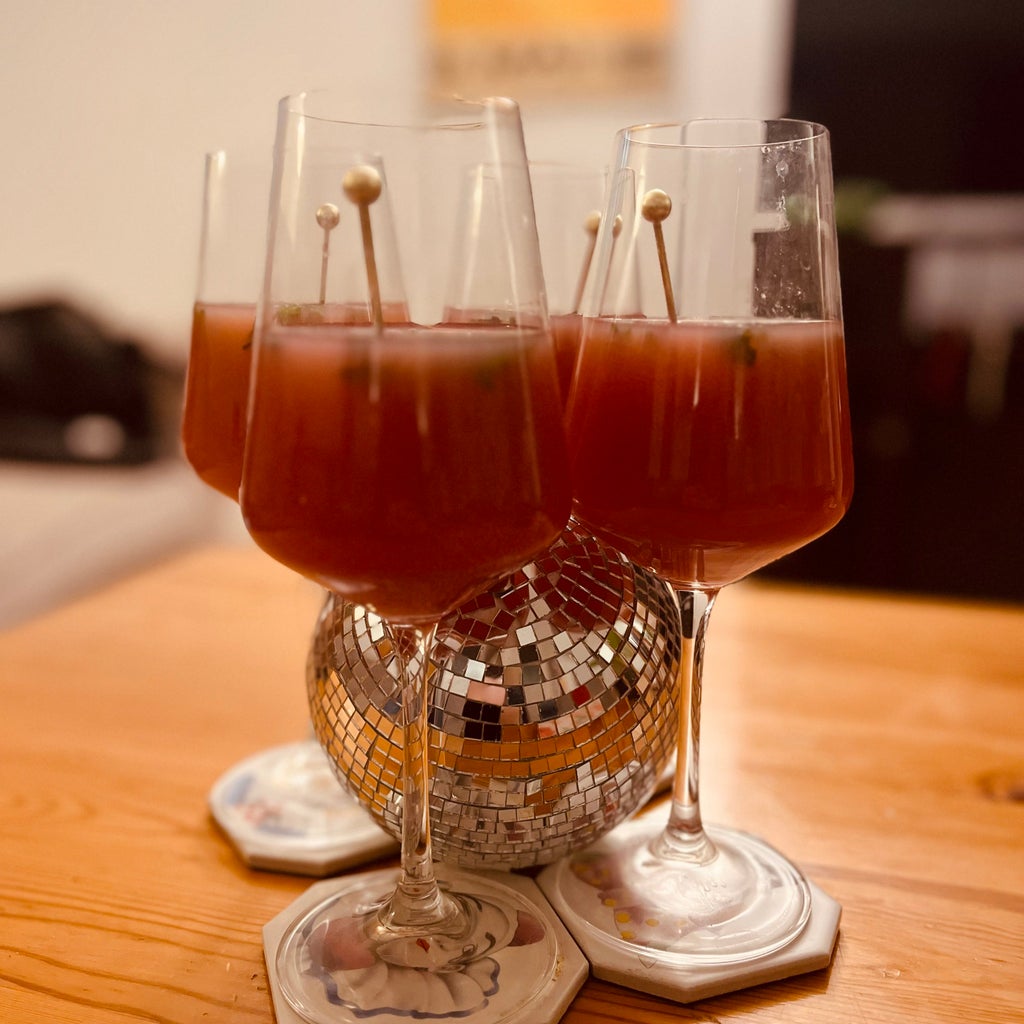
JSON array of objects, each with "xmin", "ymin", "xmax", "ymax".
[{"xmin": 1, "ymin": 0, "xmax": 1021, "ymax": 627}]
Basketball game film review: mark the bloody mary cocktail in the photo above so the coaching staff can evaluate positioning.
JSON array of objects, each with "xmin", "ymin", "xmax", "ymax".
[
  {"xmin": 566, "ymin": 318, "xmax": 854, "ymax": 588},
  {"xmin": 241, "ymin": 321, "xmax": 571, "ymax": 625},
  {"xmin": 181, "ymin": 302, "xmax": 255, "ymax": 499}
]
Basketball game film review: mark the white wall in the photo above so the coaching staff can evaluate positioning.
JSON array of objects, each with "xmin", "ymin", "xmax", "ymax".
[{"xmin": 0, "ymin": 0, "xmax": 792, "ymax": 362}]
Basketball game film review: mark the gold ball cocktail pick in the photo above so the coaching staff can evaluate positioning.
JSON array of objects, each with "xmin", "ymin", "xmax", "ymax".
[
  {"xmin": 315, "ymin": 203, "xmax": 340, "ymax": 305},
  {"xmin": 342, "ymin": 164, "xmax": 384, "ymax": 329},
  {"xmin": 571, "ymin": 212, "xmax": 623, "ymax": 314},
  {"xmin": 571, "ymin": 209, "xmax": 602, "ymax": 314},
  {"xmin": 642, "ymin": 188, "xmax": 677, "ymax": 322}
]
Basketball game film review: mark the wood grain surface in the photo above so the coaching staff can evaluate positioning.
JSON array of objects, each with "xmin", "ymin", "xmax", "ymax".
[{"xmin": 1, "ymin": 544, "xmax": 1022, "ymax": 1022}]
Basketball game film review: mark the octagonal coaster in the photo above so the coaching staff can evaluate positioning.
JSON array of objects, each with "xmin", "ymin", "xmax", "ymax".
[
  {"xmin": 538, "ymin": 860, "xmax": 840, "ymax": 1004},
  {"xmin": 263, "ymin": 867, "xmax": 588, "ymax": 1024},
  {"xmin": 209, "ymin": 739, "xmax": 397, "ymax": 876}
]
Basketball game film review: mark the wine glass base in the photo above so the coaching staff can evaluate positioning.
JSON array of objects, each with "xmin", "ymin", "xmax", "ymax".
[
  {"xmin": 208, "ymin": 739, "xmax": 397, "ymax": 875},
  {"xmin": 263, "ymin": 865, "xmax": 588, "ymax": 1024},
  {"xmin": 538, "ymin": 817, "xmax": 841, "ymax": 1003}
]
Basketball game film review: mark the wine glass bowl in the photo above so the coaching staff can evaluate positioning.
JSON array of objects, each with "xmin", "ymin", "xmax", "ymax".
[
  {"xmin": 242, "ymin": 97, "xmax": 568, "ymax": 625},
  {"xmin": 181, "ymin": 150, "xmax": 267, "ymax": 500}
]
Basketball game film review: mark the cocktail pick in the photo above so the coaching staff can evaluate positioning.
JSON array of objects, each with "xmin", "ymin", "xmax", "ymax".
[
  {"xmin": 642, "ymin": 188, "xmax": 677, "ymax": 322},
  {"xmin": 315, "ymin": 203, "xmax": 340, "ymax": 304},
  {"xmin": 571, "ymin": 210, "xmax": 601, "ymax": 314},
  {"xmin": 571, "ymin": 212, "xmax": 623, "ymax": 314},
  {"xmin": 342, "ymin": 165, "xmax": 384, "ymax": 328}
]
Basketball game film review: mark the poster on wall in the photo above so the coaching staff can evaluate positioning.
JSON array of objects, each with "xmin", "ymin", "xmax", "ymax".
[{"xmin": 429, "ymin": 0, "xmax": 674, "ymax": 102}]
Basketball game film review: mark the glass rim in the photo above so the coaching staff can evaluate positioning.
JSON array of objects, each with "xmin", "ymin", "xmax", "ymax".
[
  {"xmin": 528, "ymin": 159, "xmax": 606, "ymax": 175},
  {"xmin": 618, "ymin": 117, "xmax": 829, "ymax": 150},
  {"xmin": 278, "ymin": 89, "xmax": 521, "ymax": 131},
  {"xmin": 203, "ymin": 148, "xmax": 272, "ymax": 169}
]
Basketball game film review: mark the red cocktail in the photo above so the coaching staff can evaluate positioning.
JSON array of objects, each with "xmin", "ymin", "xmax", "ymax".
[
  {"xmin": 181, "ymin": 302, "xmax": 254, "ymax": 499},
  {"xmin": 566, "ymin": 317, "xmax": 853, "ymax": 588},
  {"xmin": 550, "ymin": 312, "xmax": 583, "ymax": 407},
  {"xmin": 241, "ymin": 321, "xmax": 570, "ymax": 626}
]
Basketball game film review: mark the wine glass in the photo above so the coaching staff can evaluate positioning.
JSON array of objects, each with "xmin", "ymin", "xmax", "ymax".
[
  {"xmin": 181, "ymin": 149, "xmax": 266, "ymax": 499},
  {"xmin": 540, "ymin": 120, "xmax": 854, "ymax": 979},
  {"xmin": 239, "ymin": 92, "xmax": 583, "ymax": 1022},
  {"xmin": 181, "ymin": 150, "xmax": 395, "ymax": 875}
]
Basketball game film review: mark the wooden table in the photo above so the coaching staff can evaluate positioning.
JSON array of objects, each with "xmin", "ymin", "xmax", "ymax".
[{"xmin": 2, "ymin": 544, "xmax": 1022, "ymax": 1022}]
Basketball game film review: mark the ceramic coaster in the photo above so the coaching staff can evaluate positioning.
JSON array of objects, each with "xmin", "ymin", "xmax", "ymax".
[
  {"xmin": 209, "ymin": 739, "xmax": 397, "ymax": 875},
  {"xmin": 538, "ymin": 857, "xmax": 840, "ymax": 1003},
  {"xmin": 263, "ymin": 867, "xmax": 588, "ymax": 1024}
]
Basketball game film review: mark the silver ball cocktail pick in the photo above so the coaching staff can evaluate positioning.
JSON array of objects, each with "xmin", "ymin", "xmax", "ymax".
[
  {"xmin": 642, "ymin": 188, "xmax": 677, "ymax": 322},
  {"xmin": 315, "ymin": 203, "xmax": 340, "ymax": 305},
  {"xmin": 342, "ymin": 164, "xmax": 384, "ymax": 329}
]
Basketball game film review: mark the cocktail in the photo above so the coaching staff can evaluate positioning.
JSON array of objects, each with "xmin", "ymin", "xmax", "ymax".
[
  {"xmin": 540, "ymin": 119, "xmax": 854, "ymax": 993},
  {"xmin": 239, "ymin": 92, "xmax": 584, "ymax": 1023}
]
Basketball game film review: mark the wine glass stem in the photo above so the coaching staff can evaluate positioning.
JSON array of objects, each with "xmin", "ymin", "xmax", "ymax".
[
  {"xmin": 654, "ymin": 588, "xmax": 720, "ymax": 864},
  {"xmin": 384, "ymin": 623, "xmax": 457, "ymax": 931}
]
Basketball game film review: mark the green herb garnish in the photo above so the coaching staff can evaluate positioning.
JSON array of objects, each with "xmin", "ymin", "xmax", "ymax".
[
  {"xmin": 276, "ymin": 303, "xmax": 327, "ymax": 326},
  {"xmin": 731, "ymin": 329, "xmax": 757, "ymax": 367}
]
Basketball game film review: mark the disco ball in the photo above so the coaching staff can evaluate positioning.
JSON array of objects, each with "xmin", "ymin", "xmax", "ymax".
[{"xmin": 306, "ymin": 520, "xmax": 681, "ymax": 870}]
